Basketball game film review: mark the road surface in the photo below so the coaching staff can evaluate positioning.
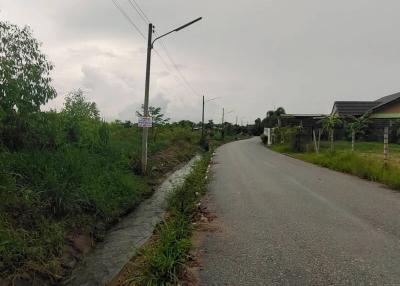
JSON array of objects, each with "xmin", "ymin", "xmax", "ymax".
[{"xmin": 199, "ymin": 137, "xmax": 400, "ymax": 285}]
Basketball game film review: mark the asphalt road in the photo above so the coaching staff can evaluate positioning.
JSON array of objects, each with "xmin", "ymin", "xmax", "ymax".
[{"xmin": 199, "ymin": 137, "xmax": 400, "ymax": 286}]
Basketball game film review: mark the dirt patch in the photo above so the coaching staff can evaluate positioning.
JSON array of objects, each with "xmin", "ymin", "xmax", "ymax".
[{"xmin": 180, "ymin": 196, "xmax": 219, "ymax": 286}]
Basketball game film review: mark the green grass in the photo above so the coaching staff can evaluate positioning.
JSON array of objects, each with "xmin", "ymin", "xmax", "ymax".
[
  {"xmin": 0, "ymin": 120, "xmax": 201, "ymax": 282},
  {"xmin": 270, "ymin": 140, "xmax": 400, "ymax": 191},
  {"xmin": 126, "ymin": 153, "xmax": 211, "ymax": 286}
]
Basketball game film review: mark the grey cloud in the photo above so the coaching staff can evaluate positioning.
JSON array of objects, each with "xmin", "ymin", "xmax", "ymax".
[{"xmin": 3, "ymin": 0, "xmax": 400, "ymax": 123}]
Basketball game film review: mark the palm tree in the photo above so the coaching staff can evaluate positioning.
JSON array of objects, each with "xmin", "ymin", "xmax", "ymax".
[
  {"xmin": 322, "ymin": 115, "xmax": 342, "ymax": 152},
  {"xmin": 348, "ymin": 114, "xmax": 369, "ymax": 151}
]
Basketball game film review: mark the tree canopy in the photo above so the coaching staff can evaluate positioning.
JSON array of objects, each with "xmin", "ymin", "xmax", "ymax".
[
  {"xmin": 63, "ymin": 89, "xmax": 100, "ymax": 120},
  {"xmin": 0, "ymin": 21, "xmax": 56, "ymax": 114},
  {"xmin": 136, "ymin": 105, "xmax": 170, "ymax": 125}
]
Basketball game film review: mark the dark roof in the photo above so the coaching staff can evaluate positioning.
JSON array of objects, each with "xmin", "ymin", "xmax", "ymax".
[
  {"xmin": 281, "ymin": 114, "xmax": 326, "ymax": 118},
  {"xmin": 371, "ymin": 92, "xmax": 400, "ymax": 112},
  {"xmin": 332, "ymin": 92, "xmax": 400, "ymax": 116},
  {"xmin": 375, "ymin": 92, "xmax": 400, "ymax": 104},
  {"xmin": 332, "ymin": 101, "xmax": 379, "ymax": 117}
]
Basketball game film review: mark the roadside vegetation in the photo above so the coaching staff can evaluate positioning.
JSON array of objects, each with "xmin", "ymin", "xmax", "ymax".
[
  {"xmin": 0, "ymin": 20, "xmax": 250, "ymax": 283},
  {"xmin": 0, "ymin": 97, "xmax": 201, "ymax": 282},
  {"xmin": 123, "ymin": 153, "xmax": 211, "ymax": 285},
  {"xmin": 270, "ymin": 139, "xmax": 400, "ymax": 190}
]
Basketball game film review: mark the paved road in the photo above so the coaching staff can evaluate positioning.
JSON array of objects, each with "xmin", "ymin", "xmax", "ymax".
[{"xmin": 199, "ymin": 137, "xmax": 400, "ymax": 286}]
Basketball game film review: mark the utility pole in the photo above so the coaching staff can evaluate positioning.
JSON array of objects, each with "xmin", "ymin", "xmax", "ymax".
[
  {"xmin": 201, "ymin": 95, "xmax": 205, "ymax": 141},
  {"xmin": 139, "ymin": 17, "xmax": 202, "ymax": 175},
  {"xmin": 221, "ymin": 107, "xmax": 225, "ymax": 139},
  {"xmin": 236, "ymin": 116, "xmax": 238, "ymax": 126},
  {"xmin": 141, "ymin": 23, "xmax": 153, "ymax": 174}
]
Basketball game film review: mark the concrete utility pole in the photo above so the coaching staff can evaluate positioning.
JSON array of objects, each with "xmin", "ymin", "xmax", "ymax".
[
  {"xmin": 201, "ymin": 96, "xmax": 220, "ymax": 142},
  {"xmin": 141, "ymin": 23, "xmax": 153, "ymax": 174},
  {"xmin": 201, "ymin": 95, "xmax": 205, "ymax": 141},
  {"xmin": 140, "ymin": 17, "xmax": 202, "ymax": 174},
  {"xmin": 221, "ymin": 107, "xmax": 225, "ymax": 139}
]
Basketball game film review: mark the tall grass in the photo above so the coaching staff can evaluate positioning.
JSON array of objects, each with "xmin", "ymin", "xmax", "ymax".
[
  {"xmin": 270, "ymin": 140, "xmax": 400, "ymax": 191},
  {"xmin": 295, "ymin": 151, "xmax": 400, "ymax": 190},
  {"xmin": 0, "ymin": 115, "xmax": 201, "ymax": 281}
]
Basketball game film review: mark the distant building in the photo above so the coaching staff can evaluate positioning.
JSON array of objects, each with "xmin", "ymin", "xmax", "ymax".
[
  {"xmin": 331, "ymin": 92, "xmax": 400, "ymax": 119},
  {"xmin": 331, "ymin": 92, "xmax": 400, "ymax": 141}
]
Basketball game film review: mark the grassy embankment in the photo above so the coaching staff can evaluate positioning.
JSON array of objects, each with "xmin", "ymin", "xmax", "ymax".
[
  {"xmin": 0, "ymin": 114, "xmax": 200, "ymax": 283},
  {"xmin": 270, "ymin": 140, "xmax": 400, "ymax": 190},
  {"xmin": 119, "ymin": 153, "xmax": 211, "ymax": 286}
]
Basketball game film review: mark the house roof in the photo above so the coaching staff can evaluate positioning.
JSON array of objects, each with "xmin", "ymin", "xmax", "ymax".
[
  {"xmin": 375, "ymin": 92, "xmax": 400, "ymax": 105},
  {"xmin": 371, "ymin": 91, "xmax": 400, "ymax": 112},
  {"xmin": 332, "ymin": 101, "xmax": 379, "ymax": 117},
  {"xmin": 331, "ymin": 92, "xmax": 400, "ymax": 116},
  {"xmin": 281, "ymin": 114, "xmax": 326, "ymax": 119}
]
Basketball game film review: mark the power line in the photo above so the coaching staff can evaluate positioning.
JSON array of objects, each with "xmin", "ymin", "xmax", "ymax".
[
  {"xmin": 127, "ymin": 0, "xmax": 149, "ymax": 26},
  {"xmin": 156, "ymin": 37, "xmax": 201, "ymax": 97},
  {"xmin": 111, "ymin": 0, "xmax": 146, "ymax": 40},
  {"xmin": 128, "ymin": 0, "xmax": 151, "ymax": 23},
  {"xmin": 113, "ymin": 0, "xmax": 201, "ymax": 97}
]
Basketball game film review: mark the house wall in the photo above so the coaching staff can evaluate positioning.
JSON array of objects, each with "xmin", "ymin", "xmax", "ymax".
[{"xmin": 370, "ymin": 100, "xmax": 400, "ymax": 119}]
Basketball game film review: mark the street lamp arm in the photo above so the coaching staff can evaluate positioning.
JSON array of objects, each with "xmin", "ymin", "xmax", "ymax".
[
  {"xmin": 151, "ymin": 17, "xmax": 202, "ymax": 48},
  {"xmin": 205, "ymin": 96, "xmax": 221, "ymax": 103}
]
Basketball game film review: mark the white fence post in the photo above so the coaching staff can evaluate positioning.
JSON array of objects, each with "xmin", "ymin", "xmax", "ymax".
[{"xmin": 384, "ymin": 126, "xmax": 389, "ymax": 167}]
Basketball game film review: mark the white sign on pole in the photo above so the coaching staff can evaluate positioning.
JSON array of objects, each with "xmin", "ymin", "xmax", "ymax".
[{"xmin": 138, "ymin": 117, "xmax": 153, "ymax": 128}]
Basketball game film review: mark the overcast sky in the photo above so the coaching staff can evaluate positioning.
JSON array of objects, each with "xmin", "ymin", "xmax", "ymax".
[{"xmin": 1, "ymin": 0, "xmax": 400, "ymax": 123}]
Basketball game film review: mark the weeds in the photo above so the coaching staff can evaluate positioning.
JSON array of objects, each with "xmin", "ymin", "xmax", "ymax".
[
  {"xmin": 270, "ymin": 141, "xmax": 400, "ymax": 191},
  {"xmin": 0, "ymin": 119, "xmax": 200, "ymax": 281},
  {"xmin": 126, "ymin": 154, "xmax": 211, "ymax": 285}
]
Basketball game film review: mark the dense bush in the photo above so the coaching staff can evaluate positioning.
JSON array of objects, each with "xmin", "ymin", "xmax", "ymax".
[
  {"xmin": 0, "ymin": 110, "xmax": 200, "ymax": 280},
  {"xmin": 260, "ymin": 134, "xmax": 268, "ymax": 145}
]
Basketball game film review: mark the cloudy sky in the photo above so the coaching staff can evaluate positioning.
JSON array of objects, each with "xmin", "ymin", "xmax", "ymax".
[{"xmin": 1, "ymin": 0, "xmax": 400, "ymax": 123}]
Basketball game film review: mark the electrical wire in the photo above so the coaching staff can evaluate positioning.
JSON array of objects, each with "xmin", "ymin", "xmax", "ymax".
[
  {"xmin": 126, "ymin": 0, "xmax": 149, "ymax": 26},
  {"xmin": 128, "ymin": 0, "xmax": 151, "ymax": 23},
  {"xmin": 111, "ymin": 0, "xmax": 146, "ymax": 40},
  {"xmin": 113, "ymin": 0, "xmax": 201, "ymax": 97}
]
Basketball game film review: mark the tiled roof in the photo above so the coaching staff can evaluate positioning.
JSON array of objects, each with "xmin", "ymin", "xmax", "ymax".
[{"xmin": 332, "ymin": 101, "xmax": 380, "ymax": 116}]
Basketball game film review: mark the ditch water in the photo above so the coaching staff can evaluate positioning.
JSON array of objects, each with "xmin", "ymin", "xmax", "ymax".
[{"xmin": 65, "ymin": 155, "xmax": 200, "ymax": 286}]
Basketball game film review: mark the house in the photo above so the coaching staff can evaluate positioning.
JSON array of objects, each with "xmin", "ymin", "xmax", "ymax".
[
  {"xmin": 331, "ymin": 92, "xmax": 400, "ymax": 119},
  {"xmin": 280, "ymin": 114, "xmax": 326, "ymax": 129},
  {"xmin": 280, "ymin": 114, "xmax": 327, "ymax": 142},
  {"xmin": 331, "ymin": 92, "xmax": 400, "ymax": 141}
]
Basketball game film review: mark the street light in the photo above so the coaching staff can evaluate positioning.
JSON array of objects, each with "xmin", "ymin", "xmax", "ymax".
[
  {"xmin": 141, "ymin": 17, "xmax": 202, "ymax": 174},
  {"xmin": 221, "ymin": 109, "xmax": 234, "ymax": 139},
  {"xmin": 201, "ymin": 96, "xmax": 221, "ymax": 141}
]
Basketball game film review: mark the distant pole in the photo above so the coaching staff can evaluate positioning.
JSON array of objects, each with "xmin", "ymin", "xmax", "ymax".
[
  {"xmin": 201, "ymin": 95, "xmax": 205, "ymax": 141},
  {"xmin": 141, "ymin": 23, "xmax": 153, "ymax": 174},
  {"xmin": 222, "ymin": 107, "xmax": 225, "ymax": 139},
  {"xmin": 384, "ymin": 126, "xmax": 389, "ymax": 167},
  {"xmin": 236, "ymin": 116, "xmax": 238, "ymax": 126}
]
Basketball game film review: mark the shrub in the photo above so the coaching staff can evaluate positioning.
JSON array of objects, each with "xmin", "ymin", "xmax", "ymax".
[{"xmin": 260, "ymin": 134, "xmax": 268, "ymax": 145}]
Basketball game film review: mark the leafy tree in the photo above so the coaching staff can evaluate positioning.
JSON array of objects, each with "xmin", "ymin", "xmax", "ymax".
[
  {"xmin": 0, "ymin": 21, "xmax": 56, "ymax": 114},
  {"xmin": 253, "ymin": 118, "xmax": 263, "ymax": 136},
  {"xmin": 321, "ymin": 114, "xmax": 342, "ymax": 152},
  {"xmin": 205, "ymin": 120, "xmax": 214, "ymax": 130},
  {"xmin": 63, "ymin": 89, "xmax": 99, "ymax": 120},
  {"xmin": 136, "ymin": 105, "xmax": 170, "ymax": 125},
  {"xmin": 347, "ymin": 114, "xmax": 369, "ymax": 151},
  {"xmin": 136, "ymin": 105, "xmax": 169, "ymax": 142},
  {"xmin": 262, "ymin": 107, "xmax": 286, "ymax": 128}
]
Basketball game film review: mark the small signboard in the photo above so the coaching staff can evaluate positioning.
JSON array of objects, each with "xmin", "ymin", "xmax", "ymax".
[{"xmin": 138, "ymin": 116, "xmax": 153, "ymax": 128}]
